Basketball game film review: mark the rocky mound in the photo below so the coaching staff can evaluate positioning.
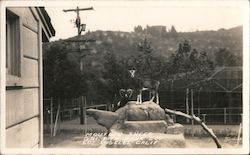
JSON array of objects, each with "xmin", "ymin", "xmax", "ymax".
[
  {"xmin": 116, "ymin": 101, "xmax": 166, "ymax": 121},
  {"xmin": 87, "ymin": 101, "xmax": 185, "ymax": 148}
]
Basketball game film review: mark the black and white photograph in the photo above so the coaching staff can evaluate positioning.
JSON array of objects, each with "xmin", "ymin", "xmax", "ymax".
[{"xmin": 0, "ymin": 0, "xmax": 249, "ymax": 154}]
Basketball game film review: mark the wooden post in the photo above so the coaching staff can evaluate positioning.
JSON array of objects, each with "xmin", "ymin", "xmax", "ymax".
[
  {"xmin": 191, "ymin": 89, "xmax": 194, "ymax": 116},
  {"xmin": 53, "ymin": 100, "xmax": 60, "ymax": 136},
  {"xmin": 186, "ymin": 88, "xmax": 189, "ymax": 123},
  {"xmin": 236, "ymin": 113, "xmax": 242, "ymax": 145},
  {"xmin": 228, "ymin": 93, "xmax": 233, "ymax": 124},
  {"xmin": 71, "ymin": 98, "xmax": 74, "ymax": 119},
  {"xmin": 237, "ymin": 122, "xmax": 242, "ymax": 145},
  {"xmin": 224, "ymin": 108, "xmax": 227, "ymax": 124},
  {"xmin": 46, "ymin": 109, "xmax": 50, "ymax": 132},
  {"xmin": 80, "ymin": 96, "xmax": 87, "ymax": 124},
  {"xmin": 78, "ymin": 98, "xmax": 81, "ymax": 115},
  {"xmin": 80, "ymin": 96, "xmax": 84, "ymax": 124},
  {"xmin": 171, "ymin": 115, "xmax": 174, "ymax": 123},
  {"xmin": 202, "ymin": 114, "xmax": 206, "ymax": 123},
  {"xmin": 198, "ymin": 90, "xmax": 200, "ymax": 112},
  {"xmin": 84, "ymin": 96, "xmax": 87, "ymax": 134},
  {"xmin": 50, "ymin": 97, "xmax": 53, "ymax": 137},
  {"xmin": 191, "ymin": 89, "xmax": 194, "ymax": 136},
  {"xmin": 58, "ymin": 109, "xmax": 61, "ymax": 133},
  {"xmin": 83, "ymin": 96, "xmax": 87, "ymax": 124},
  {"xmin": 171, "ymin": 79, "xmax": 174, "ymax": 109}
]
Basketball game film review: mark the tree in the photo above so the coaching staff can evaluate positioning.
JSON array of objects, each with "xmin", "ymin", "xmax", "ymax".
[
  {"xmin": 215, "ymin": 48, "xmax": 241, "ymax": 66},
  {"xmin": 102, "ymin": 51, "xmax": 129, "ymax": 102},
  {"xmin": 169, "ymin": 40, "xmax": 214, "ymax": 79},
  {"xmin": 170, "ymin": 25, "xmax": 177, "ymax": 33},
  {"xmin": 137, "ymin": 38, "xmax": 153, "ymax": 54},
  {"xmin": 43, "ymin": 43, "xmax": 86, "ymax": 98},
  {"xmin": 170, "ymin": 25, "xmax": 178, "ymax": 38},
  {"xmin": 134, "ymin": 25, "xmax": 143, "ymax": 33},
  {"xmin": 197, "ymin": 51, "xmax": 214, "ymax": 76},
  {"xmin": 124, "ymin": 38, "xmax": 169, "ymax": 81}
]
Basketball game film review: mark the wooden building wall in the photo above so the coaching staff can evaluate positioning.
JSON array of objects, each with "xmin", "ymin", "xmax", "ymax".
[{"xmin": 6, "ymin": 7, "xmax": 42, "ymax": 148}]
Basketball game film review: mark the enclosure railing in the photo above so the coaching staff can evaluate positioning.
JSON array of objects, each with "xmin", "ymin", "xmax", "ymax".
[
  {"xmin": 43, "ymin": 98, "xmax": 110, "ymax": 121},
  {"xmin": 44, "ymin": 98, "xmax": 242, "ymax": 125},
  {"xmin": 170, "ymin": 107, "xmax": 242, "ymax": 125},
  {"xmin": 43, "ymin": 97, "xmax": 111, "ymax": 135}
]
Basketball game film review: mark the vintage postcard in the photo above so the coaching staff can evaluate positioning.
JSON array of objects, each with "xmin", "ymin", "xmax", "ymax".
[{"xmin": 0, "ymin": 0, "xmax": 249, "ymax": 154}]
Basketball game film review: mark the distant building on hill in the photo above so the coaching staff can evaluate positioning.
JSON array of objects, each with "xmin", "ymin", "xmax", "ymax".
[{"xmin": 145, "ymin": 25, "xmax": 167, "ymax": 37}]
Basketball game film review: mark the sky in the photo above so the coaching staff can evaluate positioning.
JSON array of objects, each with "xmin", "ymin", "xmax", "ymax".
[{"xmin": 45, "ymin": 0, "xmax": 245, "ymax": 41}]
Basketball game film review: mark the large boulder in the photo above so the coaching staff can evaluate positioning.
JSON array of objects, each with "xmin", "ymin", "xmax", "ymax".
[{"xmin": 117, "ymin": 101, "xmax": 166, "ymax": 121}]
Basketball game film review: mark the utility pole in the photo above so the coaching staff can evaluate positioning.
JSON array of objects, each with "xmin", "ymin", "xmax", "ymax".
[
  {"xmin": 63, "ymin": 6, "xmax": 93, "ymax": 36},
  {"xmin": 63, "ymin": 6, "xmax": 94, "ymax": 125}
]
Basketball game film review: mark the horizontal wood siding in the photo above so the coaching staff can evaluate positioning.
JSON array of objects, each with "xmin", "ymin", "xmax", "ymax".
[
  {"xmin": 22, "ymin": 26, "xmax": 38, "ymax": 59},
  {"xmin": 6, "ymin": 7, "xmax": 41, "ymax": 148},
  {"xmin": 21, "ymin": 57, "xmax": 39, "ymax": 87},
  {"xmin": 6, "ymin": 117, "xmax": 39, "ymax": 148},
  {"xmin": 6, "ymin": 89, "xmax": 39, "ymax": 127}
]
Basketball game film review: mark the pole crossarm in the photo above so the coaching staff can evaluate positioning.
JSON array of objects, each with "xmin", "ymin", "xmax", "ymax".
[
  {"xmin": 63, "ymin": 7, "xmax": 93, "ymax": 12},
  {"xmin": 63, "ymin": 6, "xmax": 94, "ymax": 35}
]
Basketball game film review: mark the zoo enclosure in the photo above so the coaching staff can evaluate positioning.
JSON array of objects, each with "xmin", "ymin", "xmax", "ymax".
[
  {"xmin": 159, "ymin": 90, "xmax": 242, "ymax": 125},
  {"xmin": 43, "ymin": 97, "xmax": 110, "ymax": 120},
  {"xmin": 43, "ymin": 95, "xmax": 242, "ymax": 128},
  {"xmin": 43, "ymin": 97, "xmax": 110, "ymax": 135}
]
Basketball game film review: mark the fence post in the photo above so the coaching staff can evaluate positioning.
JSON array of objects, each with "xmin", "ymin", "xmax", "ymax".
[
  {"xmin": 84, "ymin": 96, "xmax": 88, "ymax": 134},
  {"xmin": 236, "ymin": 113, "xmax": 243, "ymax": 145},
  {"xmin": 191, "ymin": 89, "xmax": 194, "ymax": 117},
  {"xmin": 224, "ymin": 108, "xmax": 227, "ymax": 124},
  {"xmin": 50, "ymin": 97, "xmax": 53, "ymax": 137},
  {"xmin": 78, "ymin": 98, "xmax": 81, "ymax": 115},
  {"xmin": 53, "ymin": 100, "xmax": 60, "ymax": 136},
  {"xmin": 80, "ymin": 96, "xmax": 85, "ymax": 124},
  {"xmin": 191, "ymin": 89, "xmax": 194, "ymax": 137},
  {"xmin": 171, "ymin": 115, "xmax": 176, "ymax": 123},
  {"xmin": 83, "ymin": 96, "xmax": 87, "ymax": 124},
  {"xmin": 202, "ymin": 114, "xmax": 206, "ymax": 123},
  {"xmin": 186, "ymin": 88, "xmax": 189, "ymax": 123}
]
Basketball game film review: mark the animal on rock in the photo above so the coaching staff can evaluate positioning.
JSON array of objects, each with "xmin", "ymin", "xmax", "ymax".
[
  {"xmin": 115, "ymin": 89, "xmax": 133, "ymax": 110},
  {"xmin": 129, "ymin": 69, "xmax": 160, "ymax": 104},
  {"xmin": 137, "ymin": 78, "xmax": 160, "ymax": 104}
]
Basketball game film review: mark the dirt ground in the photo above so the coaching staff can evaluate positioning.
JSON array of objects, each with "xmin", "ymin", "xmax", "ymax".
[
  {"xmin": 44, "ymin": 117, "xmax": 242, "ymax": 148},
  {"xmin": 44, "ymin": 132, "xmax": 242, "ymax": 148}
]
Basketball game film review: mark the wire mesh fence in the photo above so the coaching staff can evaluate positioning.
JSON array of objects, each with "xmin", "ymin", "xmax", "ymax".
[{"xmin": 170, "ymin": 107, "xmax": 242, "ymax": 125}]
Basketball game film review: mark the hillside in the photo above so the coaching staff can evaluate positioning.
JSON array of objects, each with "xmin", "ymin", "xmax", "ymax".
[
  {"xmin": 43, "ymin": 25, "xmax": 243, "ymax": 101},
  {"xmin": 43, "ymin": 25, "xmax": 242, "ymax": 67}
]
